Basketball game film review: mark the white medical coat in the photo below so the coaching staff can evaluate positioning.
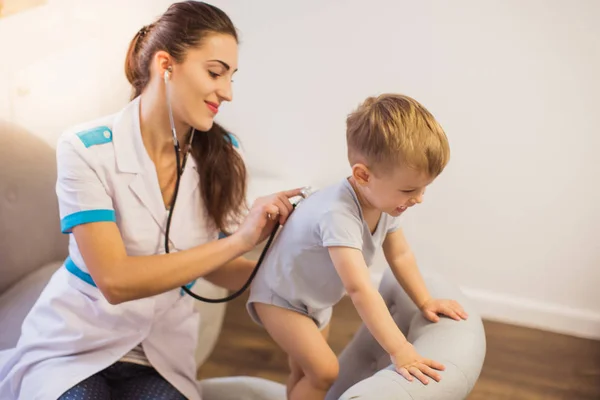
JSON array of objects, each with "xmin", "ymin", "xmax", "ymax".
[{"xmin": 0, "ymin": 97, "xmax": 229, "ymax": 400}]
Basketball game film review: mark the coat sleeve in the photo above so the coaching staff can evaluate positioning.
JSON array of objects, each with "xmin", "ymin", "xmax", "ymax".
[{"xmin": 55, "ymin": 128, "xmax": 116, "ymax": 234}]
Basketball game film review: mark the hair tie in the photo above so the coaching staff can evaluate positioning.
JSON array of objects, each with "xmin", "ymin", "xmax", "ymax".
[{"xmin": 139, "ymin": 25, "xmax": 149, "ymax": 37}]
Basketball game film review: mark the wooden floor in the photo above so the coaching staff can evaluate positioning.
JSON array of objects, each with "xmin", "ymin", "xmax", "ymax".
[{"xmin": 198, "ymin": 292, "xmax": 600, "ymax": 400}]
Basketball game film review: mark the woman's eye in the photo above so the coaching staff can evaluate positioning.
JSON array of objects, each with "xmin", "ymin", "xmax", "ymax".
[
  {"xmin": 401, "ymin": 189, "xmax": 415, "ymax": 194},
  {"xmin": 208, "ymin": 71, "xmax": 220, "ymax": 78}
]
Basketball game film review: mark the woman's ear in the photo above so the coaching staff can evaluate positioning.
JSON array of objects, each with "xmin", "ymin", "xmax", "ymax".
[{"xmin": 154, "ymin": 50, "xmax": 173, "ymax": 80}]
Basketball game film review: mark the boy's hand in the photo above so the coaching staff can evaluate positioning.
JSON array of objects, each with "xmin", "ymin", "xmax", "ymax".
[
  {"xmin": 420, "ymin": 298, "xmax": 468, "ymax": 322},
  {"xmin": 391, "ymin": 342, "xmax": 445, "ymax": 384}
]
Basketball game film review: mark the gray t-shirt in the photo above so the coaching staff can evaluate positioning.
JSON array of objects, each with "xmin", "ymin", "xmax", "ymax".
[{"xmin": 255, "ymin": 177, "xmax": 402, "ymax": 312}]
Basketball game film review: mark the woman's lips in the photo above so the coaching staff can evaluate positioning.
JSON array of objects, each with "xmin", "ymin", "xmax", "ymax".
[{"xmin": 205, "ymin": 101, "xmax": 219, "ymax": 114}]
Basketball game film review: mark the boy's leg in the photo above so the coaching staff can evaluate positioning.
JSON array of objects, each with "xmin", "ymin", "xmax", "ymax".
[
  {"xmin": 287, "ymin": 356, "xmax": 303, "ymax": 399},
  {"xmin": 254, "ymin": 303, "xmax": 338, "ymax": 400},
  {"xmin": 321, "ymin": 323, "xmax": 331, "ymax": 341},
  {"xmin": 287, "ymin": 323, "xmax": 330, "ymax": 397}
]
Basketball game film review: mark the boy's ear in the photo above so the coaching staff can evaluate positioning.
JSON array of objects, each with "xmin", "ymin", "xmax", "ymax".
[{"xmin": 351, "ymin": 163, "xmax": 371, "ymax": 185}]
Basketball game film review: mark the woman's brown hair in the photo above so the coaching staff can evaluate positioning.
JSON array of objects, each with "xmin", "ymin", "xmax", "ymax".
[{"xmin": 124, "ymin": 1, "xmax": 246, "ymax": 234}]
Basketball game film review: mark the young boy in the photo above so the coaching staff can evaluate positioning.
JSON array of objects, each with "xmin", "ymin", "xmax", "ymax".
[{"xmin": 247, "ymin": 93, "xmax": 468, "ymax": 400}]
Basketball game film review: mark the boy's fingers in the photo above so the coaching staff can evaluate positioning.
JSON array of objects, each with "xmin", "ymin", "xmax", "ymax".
[
  {"xmin": 397, "ymin": 367, "xmax": 413, "ymax": 382},
  {"xmin": 409, "ymin": 367, "xmax": 429, "ymax": 385},
  {"xmin": 424, "ymin": 359, "xmax": 445, "ymax": 371},
  {"xmin": 424, "ymin": 310, "xmax": 439, "ymax": 322},
  {"xmin": 419, "ymin": 364, "xmax": 442, "ymax": 382}
]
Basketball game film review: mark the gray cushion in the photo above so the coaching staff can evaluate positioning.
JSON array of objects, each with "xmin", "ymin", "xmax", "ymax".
[
  {"xmin": 198, "ymin": 376, "xmax": 286, "ymax": 400},
  {"xmin": 0, "ymin": 122, "xmax": 68, "ymax": 294},
  {"xmin": 0, "ymin": 261, "xmax": 62, "ymax": 350},
  {"xmin": 195, "ymin": 268, "xmax": 486, "ymax": 400},
  {"xmin": 328, "ymin": 268, "xmax": 486, "ymax": 400}
]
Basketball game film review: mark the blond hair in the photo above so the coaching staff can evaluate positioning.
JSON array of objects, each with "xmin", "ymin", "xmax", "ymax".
[{"xmin": 346, "ymin": 93, "xmax": 450, "ymax": 177}]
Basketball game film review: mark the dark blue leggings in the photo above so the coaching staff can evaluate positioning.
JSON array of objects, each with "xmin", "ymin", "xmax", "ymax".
[{"xmin": 57, "ymin": 362, "xmax": 186, "ymax": 400}]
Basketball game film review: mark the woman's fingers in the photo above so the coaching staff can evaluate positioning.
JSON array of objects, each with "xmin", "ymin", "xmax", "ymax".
[
  {"xmin": 281, "ymin": 188, "xmax": 306, "ymax": 198},
  {"xmin": 262, "ymin": 190, "xmax": 304, "ymax": 223},
  {"xmin": 263, "ymin": 203, "xmax": 281, "ymax": 220},
  {"xmin": 273, "ymin": 197, "xmax": 291, "ymax": 224},
  {"xmin": 260, "ymin": 199, "xmax": 289, "ymax": 225},
  {"xmin": 277, "ymin": 193, "xmax": 294, "ymax": 213},
  {"xmin": 253, "ymin": 187, "xmax": 311, "ymax": 226},
  {"xmin": 277, "ymin": 194, "xmax": 296, "ymax": 223}
]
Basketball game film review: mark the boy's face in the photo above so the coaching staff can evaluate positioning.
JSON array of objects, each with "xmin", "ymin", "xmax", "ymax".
[{"xmin": 353, "ymin": 164, "xmax": 436, "ymax": 217}]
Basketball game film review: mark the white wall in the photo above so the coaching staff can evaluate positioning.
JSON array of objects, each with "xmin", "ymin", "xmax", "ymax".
[
  {"xmin": 1, "ymin": 0, "xmax": 599, "ymax": 339},
  {"xmin": 0, "ymin": 0, "xmax": 170, "ymax": 145}
]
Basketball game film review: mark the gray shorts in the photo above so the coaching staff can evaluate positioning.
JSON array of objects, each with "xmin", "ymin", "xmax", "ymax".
[{"xmin": 246, "ymin": 277, "xmax": 332, "ymax": 331}]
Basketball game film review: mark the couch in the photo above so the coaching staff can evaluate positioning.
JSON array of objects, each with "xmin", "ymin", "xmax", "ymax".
[{"xmin": 0, "ymin": 122, "xmax": 486, "ymax": 399}]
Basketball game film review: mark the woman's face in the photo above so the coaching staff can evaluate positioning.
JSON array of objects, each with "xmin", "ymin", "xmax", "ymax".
[{"xmin": 169, "ymin": 33, "xmax": 238, "ymax": 132}]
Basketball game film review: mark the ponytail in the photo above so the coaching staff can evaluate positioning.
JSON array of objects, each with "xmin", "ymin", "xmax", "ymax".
[
  {"xmin": 124, "ymin": 25, "xmax": 151, "ymax": 100},
  {"xmin": 192, "ymin": 123, "xmax": 247, "ymax": 234}
]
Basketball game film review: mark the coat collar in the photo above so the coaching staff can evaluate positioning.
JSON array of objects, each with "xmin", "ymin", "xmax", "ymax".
[
  {"xmin": 113, "ymin": 96, "xmax": 144, "ymax": 174},
  {"xmin": 112, "ymin": 96, "xmax": 201, "ymax": 245}
]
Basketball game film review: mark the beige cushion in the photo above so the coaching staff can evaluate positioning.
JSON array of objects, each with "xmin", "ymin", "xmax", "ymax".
[
  {"xmin": 0, "ymin": 122, "xmax": 67, "ymax": 294},
  {"xmin": 0, "ymin": 261, "xmax": 62, "ymax": 350}
]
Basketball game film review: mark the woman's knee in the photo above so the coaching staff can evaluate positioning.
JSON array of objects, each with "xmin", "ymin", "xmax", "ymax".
[{"xmin": 58, "ymin": 373, "xmax": 110, "ymax": 399}]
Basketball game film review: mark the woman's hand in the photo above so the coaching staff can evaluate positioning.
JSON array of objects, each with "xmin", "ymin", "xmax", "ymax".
[{"xmin": 234, "ymin": 188, "xmax": 305, "ymax": 251}]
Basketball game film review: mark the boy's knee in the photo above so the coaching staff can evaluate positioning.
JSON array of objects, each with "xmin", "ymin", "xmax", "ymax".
[{"xmin": 307, "ymin": 358, "xmax": 339, "ymax": 390}]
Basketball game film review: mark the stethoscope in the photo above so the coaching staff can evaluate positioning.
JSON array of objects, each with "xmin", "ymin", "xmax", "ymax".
[{"xmin": 162, "ymin": 66, "xmax": 309, "ymax": 303}]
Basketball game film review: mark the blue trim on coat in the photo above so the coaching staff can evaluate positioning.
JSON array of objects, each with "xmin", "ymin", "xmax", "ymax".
[
  {"xmin": 66, "ymin": 255, "xmax": 197, "ymax": 297},
  {"xmin": 180, "ymin": 280, "xmax": 197, "ymax": 296},
  {"xmin": 76, "ymin": 126, "xmax": 113, "ymax": 148},
  {"xmin": 65, "ymin": 256, "xmax": 97, "ymax": 287},
  {"xmin": 61, "ymin": 209, "xmax": 116, "ymax": 233},
  {"xmin": 226, "ymin": 133, "xmax": 239, "ymax": 149}
]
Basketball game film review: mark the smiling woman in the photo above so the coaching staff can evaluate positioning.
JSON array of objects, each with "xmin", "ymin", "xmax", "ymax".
[
  {"xmin": 123, "ymin": 1, "xmax": 245, "ymax": 232},
  {"xmin": 0, "ymin": 2, "xmax": 303, "ymax": 400}
]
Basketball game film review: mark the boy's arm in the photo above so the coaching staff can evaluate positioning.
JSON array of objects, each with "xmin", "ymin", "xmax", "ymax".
[
  {"xmin": 382, "ymin": 228, "xmax": 431, "ymax": 309},
  {"xmin": 382, "ymin": 228, "xmax": 468, "ymax": 321},
  {"xmin": 328, "ymin": 246, "xmax": 409, "ymax": 356}
]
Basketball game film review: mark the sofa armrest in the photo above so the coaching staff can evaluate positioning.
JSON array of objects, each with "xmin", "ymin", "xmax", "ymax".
[{"xmin": 327, "ymin": 268, "xmax": 486, "ymax": 400}]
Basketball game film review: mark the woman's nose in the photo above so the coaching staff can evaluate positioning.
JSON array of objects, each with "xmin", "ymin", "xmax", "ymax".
[{"xmin": 217, "ymin": 80, "xmax": 233, "ymax": 102}]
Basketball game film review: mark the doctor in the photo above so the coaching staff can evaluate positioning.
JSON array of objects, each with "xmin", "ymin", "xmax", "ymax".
[{"xmin": 0, "ymin": 1, "xmax": 301, "ymax": 399}]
